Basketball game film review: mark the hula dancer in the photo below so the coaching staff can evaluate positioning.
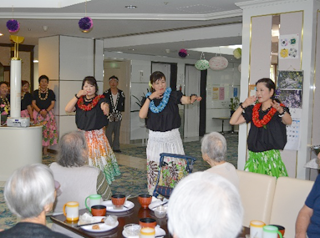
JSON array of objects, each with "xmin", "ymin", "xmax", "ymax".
[
  {"xmin": 139, "ymin": 71, "xmax": 202, "ymax": 194},
  {"xmin": 230, "ymin": 78, "xmax": 292, "ymax": 178},
  {"xmin": 65, "ymin": 76, "xmax": 120, "ymax": 184}
]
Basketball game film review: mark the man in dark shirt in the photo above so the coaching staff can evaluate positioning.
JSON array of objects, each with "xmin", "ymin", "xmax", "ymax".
[{"xmin": 103, "ymin": 75, "xmax": 125, "ymax": 153}]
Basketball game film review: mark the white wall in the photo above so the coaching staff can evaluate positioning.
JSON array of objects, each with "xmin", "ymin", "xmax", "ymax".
[{"xmin": 206, "ymin": 62, "xmax": 241, "ymax": 133}]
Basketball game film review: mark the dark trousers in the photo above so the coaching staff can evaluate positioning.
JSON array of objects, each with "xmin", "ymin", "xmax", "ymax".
[{"xmin": 106, "ymin": 120, "xmax": 121, "ymax": 150}]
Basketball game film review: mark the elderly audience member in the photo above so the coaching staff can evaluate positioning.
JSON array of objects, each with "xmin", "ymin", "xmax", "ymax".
[
  {"xmin": 167, "ymin": 172, "xmax": 243, "ymax": 238},
  {"xmin": 50, "ymin": 131, "xmax": 112, "ymax": 213},
  {"xmin": 201, "ymin": 131, "xmax": 239, "ymax": 189},
  {"xmin": 0, "ymin": 164, "xmax": 69, "ymax": 238},
  {"xmin": 295, "ymin": 153, "xmax": 320, "ymax": 238}
]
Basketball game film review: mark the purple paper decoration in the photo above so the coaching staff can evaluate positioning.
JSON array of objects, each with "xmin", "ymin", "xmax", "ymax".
[{"xmin": 6, "ymin": 19, "xmax": 20, "ymax": 33}]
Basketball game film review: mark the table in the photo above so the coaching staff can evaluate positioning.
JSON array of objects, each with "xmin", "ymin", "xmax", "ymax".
[
  {"xmin": 51, "ymin": 197, "xmax": 172, "ymax": 238},
  {"xmin": 50, "ymin": 197, "xmax": 249, "ymax": 238},
  {"xmin": 212, "ymin": 117, "xmax": 230, "ymax": 134}
]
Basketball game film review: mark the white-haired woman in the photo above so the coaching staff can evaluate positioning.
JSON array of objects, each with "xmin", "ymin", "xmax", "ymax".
[
  {"xmin": 50, "ymin": 131, "xmax": 112, "ymax": 213},
  {"xmin": 167, "ymin": 172, "xmax": 243, "ymax": 238},
  {"xmin": 201, "ymin": 131, "xmax": 239, "ymax": 189},
  {"xmin": 1, "ymin": 164, "xmax": 69, "ymax": 238}
]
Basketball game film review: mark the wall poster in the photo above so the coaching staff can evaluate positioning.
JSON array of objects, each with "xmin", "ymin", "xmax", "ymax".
[
  {"xmin": 278, "ymin": 34, "xmax": 300, "ymax": 60},
  {"xmin": 275, "ymin": 70, "xmax": 303, "ymax": 150}
]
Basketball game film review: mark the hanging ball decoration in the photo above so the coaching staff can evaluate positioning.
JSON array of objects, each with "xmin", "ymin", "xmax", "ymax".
[
  {"xmin": 233, "ymin": 48, "xmax": 242, "ymax": 59},
  {"xmin": 209, "ymin": 56, "xmax": 229, "ymax": 70},
  {"xmin": 78, "ymin": 17, "xmax": 93, "ymax": 33},
  {"xmin": 195, "ymin": 59, "xmax": 209, "ymax": 70},
  {"xmin": 238, "ymin": 64, "xmax": 241, "ymax": 72},
  {"xmin": 6, "ymin": 19, "xmax": 20, "ymax": 33},
  {"xmin": 178, "ymin": 49, "xmax": 188, "ymax": 58}
]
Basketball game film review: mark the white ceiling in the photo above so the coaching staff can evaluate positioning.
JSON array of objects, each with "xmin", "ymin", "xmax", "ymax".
[{"xmin": 0, "ymin": 0, "xmax": 247, "ymax": 60}]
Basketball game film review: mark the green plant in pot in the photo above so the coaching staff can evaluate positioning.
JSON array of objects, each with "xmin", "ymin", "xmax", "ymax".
[{"xmin": 229, "ymin": 97, "xmax": 239, "ymax": 117}]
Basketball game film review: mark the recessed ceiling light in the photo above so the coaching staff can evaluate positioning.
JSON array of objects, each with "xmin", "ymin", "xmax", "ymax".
[
  {"xmin": 0, "ymin": 33, "xmax": 3, "ymax": 36},
  {"xmin": 125, "ymin": 5, "xmax": 137, "ymax": 9}
]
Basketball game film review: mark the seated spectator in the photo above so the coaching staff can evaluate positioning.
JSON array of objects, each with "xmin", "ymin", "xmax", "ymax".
[
  {"xmin": 50, "ymin": 131, "xmax": 112, "ymax": 213},
  {"xmin": 201, "ymin": 131, "xmax": 239, "ymax": 189},
  {"xmin": 167, "ymin": 172, "xmax": 243, "ymax": 238},
  {"xmin": 0, "ymin": 164, "xmax": 69, "ymax": 238},
  {"xmin": 296, "ymin": 153, "xmax": 320, "ymax": 238}
]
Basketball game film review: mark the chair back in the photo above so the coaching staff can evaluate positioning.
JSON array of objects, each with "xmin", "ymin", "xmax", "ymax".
[
  {"xmin": 269, "ymin": 177, "xmax": 314, "ymax": 238},
  {"xmin": 236, "ymin": 170, "xmax": 276, "ymax": 226}
]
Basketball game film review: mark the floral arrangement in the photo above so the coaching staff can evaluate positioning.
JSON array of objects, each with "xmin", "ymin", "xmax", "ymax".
[
  {"xmin": 6, "ymin": 19, "xmax": 20, "ymax": 33},
  {"xmin": 229, "ymin": 97, "xmax": 240, "ymax": 111},
  {"xmin": 0, "ymin": 104, "xmax": 9, "ymax": 115},
  {"xmin": 178, "ymin": 49, "xmax": 188, "ymax": 58},
  {"xmin": 78, "ymin": 17, "xmax": 93, "ymax": 32},
  {"xmin": 233, "ymin": 48, "xmax": 242, "ymax": 59}
]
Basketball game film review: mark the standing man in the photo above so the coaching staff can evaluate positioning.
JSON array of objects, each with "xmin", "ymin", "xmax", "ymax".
[{"xmin": 103, "ymin": 75, "xmax": 125, "ymax": 153}]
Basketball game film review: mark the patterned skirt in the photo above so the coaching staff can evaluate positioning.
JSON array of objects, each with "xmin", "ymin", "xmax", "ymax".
[
  {"xmin": 84, "ymin": 128, "xmax": 120, "ymax": 184},
  {"xmin": 147, "ymin": 129, "xmax": 187, "ymax": 195},
  {"xmin": 244, "ymin": 149, "xmax": 288, "ymax": 178},
  {"xmin": 21, "ymin": 109, "xmax": 30, "ymax": 118},
  {"xmin": 33, "ymin": 110, "xmax": 58, "ymax": 147}
]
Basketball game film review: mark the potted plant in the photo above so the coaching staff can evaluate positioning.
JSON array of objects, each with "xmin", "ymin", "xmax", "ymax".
[{"xmin": 229, "ymin": 97, "xmax": 239, "ymax": 117}]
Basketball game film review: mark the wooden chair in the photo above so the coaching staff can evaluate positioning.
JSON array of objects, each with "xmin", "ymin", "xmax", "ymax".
[
  {"xmin": 236, "ymin": 170, "xmax": 277, "ymax": 226},
  {"xmin": 269, "ymin": 177, "xmax": 314, "ymax": 238}
]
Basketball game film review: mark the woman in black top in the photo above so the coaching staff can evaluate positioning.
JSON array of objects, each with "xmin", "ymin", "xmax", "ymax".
[
  {"xmin": 32, "ymin": 75, "xmax": 58, "ymax": 157},
  {"xmin": 230, "ymin": 78, "xmax": 292, "ymax": 178},
  {"xmin": 65, "ymin": 76, "xmax": 120, "ymax": 184},
  {"xmin": 21, "ymin": 80, "xmax": 33, "ymax": 122},
  {"xmin": 139, "ymin": 71, "xmax": 202, "ymax": 194}
]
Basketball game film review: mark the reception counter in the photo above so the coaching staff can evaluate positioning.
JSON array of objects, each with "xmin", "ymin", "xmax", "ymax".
[{"xmin": 0, "ymin": 125, "xmax": 42, "ymax": 181}]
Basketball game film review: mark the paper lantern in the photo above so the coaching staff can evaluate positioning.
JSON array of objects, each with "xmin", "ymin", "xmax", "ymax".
[
  {"xmin": 233, "ymin": 48, "xmax": 242, "ymax": 59},
  {"xmin": 195, "ymin": 60, "xmax": 209, "ymax": 70},
  {"xmin": 238, "ymin": 64, "xmax": 241, "ymax": 72},
  {"xmin": 195, "ymin": 52, "xmax": 209, "ymax": 70},
  {"xmin": 178, "ymin": 49, "xmax": 188, "ymax": 58},
  {"xmin": 209, "ymin": 56, "xmax": 228, "ymax": 70},
  {"xmin": 78, "ymin": 17, "xmax": 93, "ymax": 33},
  {"xmin": 6, "ymin": 19, "xmax": 20, "ymax": 33}
]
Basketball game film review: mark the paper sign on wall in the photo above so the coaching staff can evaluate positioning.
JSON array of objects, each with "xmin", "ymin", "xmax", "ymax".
[{"xmin": 278, "ymin": 34, "xmax": 300, "ymax": 60}]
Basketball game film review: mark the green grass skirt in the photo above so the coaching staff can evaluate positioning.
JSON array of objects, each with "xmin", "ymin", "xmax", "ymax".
[{"xmin": 244, "ymin": 149, "xmax": 288, "ymax": 178}]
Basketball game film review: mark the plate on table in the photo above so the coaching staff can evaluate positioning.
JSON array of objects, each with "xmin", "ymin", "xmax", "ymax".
[
  {"xmin": 80, "ymin": 219, "xmax": 118, "ymax": 233},
  {"xmin": 122, "ymin": 225, "xmax": 166, "ymax": 238},
  {"xmin": 148, "ymin": 200, "xmax": 168, "ymax": 211},
  {"xmin": 101, "ymin": 200, "xmax": 134, "ymax": 212}
]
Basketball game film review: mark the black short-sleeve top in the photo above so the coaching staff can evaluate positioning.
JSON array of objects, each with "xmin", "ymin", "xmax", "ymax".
[
  {"xmin": 75, "ymin": 96, "xmax": 108, "ymax": 131},
  {"xmin": 32, "ymin": 89, "xmax": 56, "ymax": 109},
  {"xmin": 21, "ymin": 92, "xmax": 33, "ymax": 110},
  {"xmin": 242, "ymin": 105, "xmax": 289, "ymax": 152},
  {"xmin": 142, "ymin": 90, "xmax": 183, "ymax": 132}
]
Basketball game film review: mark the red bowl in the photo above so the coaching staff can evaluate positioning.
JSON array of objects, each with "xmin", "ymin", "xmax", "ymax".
[
  {"xmin": 138, "ymin": 194, "xmax": 152, "ymax": 209},
  {"xmin": 91, "ymin": 205, "xmax": 106, "ymax": 216},
  {"xmin": 111, "ymin": 194, "xmax": 126, "ymax": 207},
  {"xmin": 139, "ymin": 217, "xmax": 157, "ymax": 228}
]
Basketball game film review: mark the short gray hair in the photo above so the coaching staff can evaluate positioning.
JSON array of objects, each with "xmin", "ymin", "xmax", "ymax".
[
  {"xmin": 4, "ymin": 163, "xmax": 55, "ymax": 219},
  {"xmin": 57, "ymin": 131, "xmax": 87, "ymax": 167},
  {"xmin": 167, "ymin": 172, "xmax": 243, "ymax": 238},
  {"xmin": 201, "ymin": 132, "xmax": 227, "ymax": 163}
]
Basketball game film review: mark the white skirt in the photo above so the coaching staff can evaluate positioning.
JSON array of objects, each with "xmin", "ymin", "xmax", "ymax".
[{"xmin": 146, "ymin": 128, "xmax": 185, "ymax": 194}]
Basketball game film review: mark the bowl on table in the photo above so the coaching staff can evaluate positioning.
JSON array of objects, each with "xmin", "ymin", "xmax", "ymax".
[
  {"xmin": 154, "ymin": 205, "xmax": 167, "ymax": 219},
  {"xmin": 138, "ymin": 194, "xmax": 152, "ymax": 209},
  {"xmin": 139, "ymin": 217, "xmax": 157, "ymax": 228},
  {"xmin": 111, "ymin": 194, "xmax": 126, "ymax": 209}
]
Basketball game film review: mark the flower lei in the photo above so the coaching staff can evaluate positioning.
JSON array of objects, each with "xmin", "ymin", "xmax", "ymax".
[
  {"xmin": 146, "ymin": 88, "xmax": 172, "ymax": 113},
  {"xmin": 38, "ymin": 88, "xmax": 49, "ymax": 101},
  {"xmin": 0, "ymin": 96, "xmax": 10, "ymax": 115},
  {"xmin": 252, "ymin": 103, "xmax": 284, "ymax": 129},
  {"xmin": 77, "ymin": 95, "xmax": 104, "ymax": 111}
]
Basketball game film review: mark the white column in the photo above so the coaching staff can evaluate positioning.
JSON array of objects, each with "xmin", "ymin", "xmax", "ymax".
[{"xmin": 10, "ymin": 59, "xmax": 21, "ymax": 118}]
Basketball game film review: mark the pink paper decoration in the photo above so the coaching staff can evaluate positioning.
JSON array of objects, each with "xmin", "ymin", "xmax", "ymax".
[{"xmin": 209, "ymin": 56, "xmax": 228, "ymax": 70}]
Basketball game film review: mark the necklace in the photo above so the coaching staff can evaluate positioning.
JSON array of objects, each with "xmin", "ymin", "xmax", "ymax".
[
  {"xmin": 84, "ymin": 96, "xmax": 94, "ymax": 102},
  {"xmin": 77, "ymin": 95, "xmax": 104, "ymax": 111},
  {"xmin": 252, "ymin": 103, "xmax": 284, "ymax": 129},
  {"xmin": 21, "ymin": 92, "xmax": 25, "ymax": 100},
  {"xmin": 146, "ymin": 88, "xmax": 171, "ymax": 113},
  {"xmin": 38, "ymin": 88, "xmax": 49, "ymax": 101}
]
